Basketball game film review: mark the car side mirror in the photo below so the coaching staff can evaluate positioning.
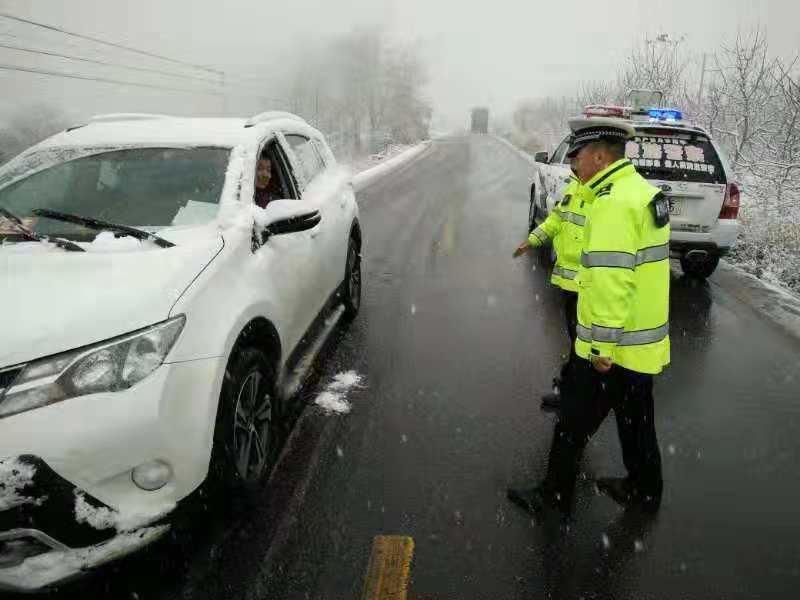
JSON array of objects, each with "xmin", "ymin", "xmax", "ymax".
[
  {"xmin": 534, "ymin": 151, "xmax": 549, "ymax": 163},
  {"xmin": 255, "ymin": 200, "xmax": 322, "ymax": 245}
]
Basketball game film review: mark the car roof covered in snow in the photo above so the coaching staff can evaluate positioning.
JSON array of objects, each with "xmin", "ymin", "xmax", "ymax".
[{"xmin": 36, "ymin": 113, "xmax": 321, "ymax": 150}]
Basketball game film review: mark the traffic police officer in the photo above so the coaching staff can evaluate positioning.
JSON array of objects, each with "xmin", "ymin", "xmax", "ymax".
[
  {"xmin": 514, "ymin": 162, "xmax": 593, "ymax": 411},
  {"xmin": 508, "ymin": 116, "xmax": 670, "ymax": 514}
]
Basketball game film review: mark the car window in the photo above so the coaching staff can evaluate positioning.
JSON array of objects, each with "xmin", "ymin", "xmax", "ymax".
[
  {"xmin": 0, "ymin": 146, "xmax": 230, "ymax": 238},
  {"xmin": 551, "ymin": 138, "xmax": 570, "ymax": 164},
  {"xmin": 311, "ymin": 139, "xmax": 329, "ymax": 169},
  {"xmin": 258, "ymin": 140, "xmax": 299, "ymax": 202},
  {"xmin": 627, "ymin": 129, "xmax": 726, "ymax": 184},
  {"xmin": 285, "ymin": 134, "xmax": 325, "ymax": 190}
]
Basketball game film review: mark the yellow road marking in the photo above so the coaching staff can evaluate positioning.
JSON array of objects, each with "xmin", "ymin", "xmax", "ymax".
[{"xmin": 362, "ymin": 535, "xmax": 415, "ymax": 600}]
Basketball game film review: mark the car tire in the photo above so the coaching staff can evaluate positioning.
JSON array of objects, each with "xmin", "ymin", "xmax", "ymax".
[
  {"xmin": 680, "ymin": 254, "xmax": 720, "ymax": 279},
  {"xmin": 528, "ymin": 187, "xmax": 538, "ymax": 233},
  {"xmin": 209, "ymin": 347, "xmax": 279, "ymax": 491},
  {"xmin": 342, "ymin": 237, "xmax": 361, "ymax": 320}
]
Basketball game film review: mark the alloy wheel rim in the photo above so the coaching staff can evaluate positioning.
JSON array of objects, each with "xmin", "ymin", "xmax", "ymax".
[
  {"xmin": 232, "ymin": 370, "xmax": 272, "ymax": 481},
  {"xmin": 349, "ymin": 249, "xmax": 361, "ymax": 307}
]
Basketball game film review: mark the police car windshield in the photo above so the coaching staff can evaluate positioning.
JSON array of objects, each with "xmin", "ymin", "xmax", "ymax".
[{"xmin": 626, "ymin": 129, "xmax": 726, "ymax": 185}]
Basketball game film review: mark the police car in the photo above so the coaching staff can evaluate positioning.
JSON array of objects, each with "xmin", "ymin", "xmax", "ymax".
[{"xmin": 529, "ymin": 102, "xmax": 739, "ymax": 279}]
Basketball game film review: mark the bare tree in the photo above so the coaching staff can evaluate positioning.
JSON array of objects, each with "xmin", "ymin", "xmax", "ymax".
[
  {"xmin": 616, "ymin": 35, "xmax": 689, "ymax": 103},
  {"xmin": 711, "ymin": 28, "xmax": 783, "ymax": 168}
]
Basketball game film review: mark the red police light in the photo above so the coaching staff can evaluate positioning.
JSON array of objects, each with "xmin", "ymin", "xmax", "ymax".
[{"xmin": 583, "ymin": 105, "xmax": 629, "ymax": 118}]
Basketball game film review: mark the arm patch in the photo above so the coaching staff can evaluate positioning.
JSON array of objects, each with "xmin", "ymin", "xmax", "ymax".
[{"xmin": 650, "ymin": 192, "xmax": 670, "ymax": 228}]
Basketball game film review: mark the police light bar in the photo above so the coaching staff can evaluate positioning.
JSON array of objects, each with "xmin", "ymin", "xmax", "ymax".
[
  {"xmin": 647, "ymin": 108, "xmax": 683, "ymax": 121},
  {"xmin": 583, "ymin": 105, "xmax": 630, "ymax": 118}
]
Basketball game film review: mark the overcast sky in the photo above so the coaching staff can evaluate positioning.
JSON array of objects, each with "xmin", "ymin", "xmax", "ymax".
[{"xmin": 1, "ymin": 0, "xmax": 798, "ymax": 130}]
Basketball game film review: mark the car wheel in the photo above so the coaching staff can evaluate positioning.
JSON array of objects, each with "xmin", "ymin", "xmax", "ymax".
[
  {"xmin": 342, "ymin": 237, "xmax": 362, "ymax": 320},
  {"xmin": 210, "ymin": 348, "xmax": 279, "ymax": 490},
  {"xmin": 528, "ymin": 187, "xmax": 538, "ymax": 233},
  {"xmin": 680, "ymin": 254, "xmax": 720, "ymax": 279}
]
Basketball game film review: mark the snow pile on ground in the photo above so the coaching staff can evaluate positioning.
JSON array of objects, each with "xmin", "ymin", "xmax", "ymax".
[
  {"xmin": 0, "ymin": 458, "xmax": 43, "ymax": 511},
  {"xmin": 351, "ymin": 142, "xmax": 430, "ymax": 191},
  {"xmin": 0, "ymin": 526, "xmax": 168, "ymax": 591},
  {"xmin": 314, "ymin": 371, "xmax": 364, "ymax": 414},
  {"xmin": 73, "ymin": 491, "xmax": 175, "ymax": 533}
]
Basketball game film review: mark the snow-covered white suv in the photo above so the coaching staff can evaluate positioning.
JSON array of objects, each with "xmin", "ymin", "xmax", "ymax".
[
  {"xmin": 0, "ymin": 112, "xmax": 361, "ymax": 591},
  {"xmin": 529, "ymin": 109, "xmax": 739, "ymax": 278}
]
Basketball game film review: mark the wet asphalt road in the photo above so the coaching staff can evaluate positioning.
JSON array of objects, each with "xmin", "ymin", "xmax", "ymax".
[{"xmin": 23, "ymin": 135, "xmax": 800, "ymax": 600}]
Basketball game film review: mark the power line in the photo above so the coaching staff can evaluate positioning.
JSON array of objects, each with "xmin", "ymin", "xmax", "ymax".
[
  {"xmin": 0, "ymin": 63, "xmax": 224, "ymax": 95},
  {"xmin": 0, "ymin": 40, "xmax": 280, "ymax": 100},
  {"xmin": 0, "ymin": 63, "xmax": 283, "ymax": 104},
  {"xmin": 0, "ymin": 40, "xmax": 223, "ymax": 85},
  {"xmin": 0, "ymin": 12, "xmax": 222, "ymax": 77}
]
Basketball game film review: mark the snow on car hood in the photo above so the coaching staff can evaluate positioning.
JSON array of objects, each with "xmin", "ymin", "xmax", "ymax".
[{"xmin": 0, "ymin": 230, "xmax": 223, "ymax": 368}]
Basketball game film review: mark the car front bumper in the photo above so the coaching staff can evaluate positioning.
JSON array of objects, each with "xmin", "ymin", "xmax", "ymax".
[{"xmin": 0, "ymin": 356, "xmax": 225, "ymax": 590}]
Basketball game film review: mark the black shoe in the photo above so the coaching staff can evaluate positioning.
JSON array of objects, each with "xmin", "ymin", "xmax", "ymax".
[
  {"xmin": 596, "ymin": 477, "xmax": 662, "ymax": 513},
  {"xmin": 540, "ymin": 392, "xmax": 560, "ymax": 412}
]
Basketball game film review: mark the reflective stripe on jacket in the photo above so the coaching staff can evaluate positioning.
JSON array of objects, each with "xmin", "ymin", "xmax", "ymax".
[
  {"xmin": 528, "ymin": 178, "xmax": 593, "ymax": 293},
  {"xmin": 574, "ymin": 159, "xmax": 671, "ymax": 375}
]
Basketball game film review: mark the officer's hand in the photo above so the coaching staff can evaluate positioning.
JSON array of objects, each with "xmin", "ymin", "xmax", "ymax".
[
  {"xmin": 591, "ymin": 355, "xmax": 613, "ymax": 373},
  {"xmin": 513, "ymin": 241, "xmax": 531, "ymax": 258}
]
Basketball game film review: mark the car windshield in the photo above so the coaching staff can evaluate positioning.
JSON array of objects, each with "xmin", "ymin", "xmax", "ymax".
[
  {"xmin": 626, "ymin": 130, "xmax": 726, "ymax": 184},
  {"xmin": 0, "ymin": 146, "xmax": 230, "ymax": 241}
]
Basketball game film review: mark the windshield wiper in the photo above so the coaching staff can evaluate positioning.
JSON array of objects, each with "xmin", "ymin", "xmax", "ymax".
[
  {"xmin": 31, "ymin": 209, "xmax": 175, "ymax": 248},
  {"xmin": 0, "ymin": 206, "xmax": 85, "ymax": 252}
]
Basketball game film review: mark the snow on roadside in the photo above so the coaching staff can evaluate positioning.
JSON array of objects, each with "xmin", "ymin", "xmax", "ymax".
[
  {"xmin": 0, "ymin": 458, "xmax": 43, "ymax": 511},
  {"xmin": 315, "ymin": 371, "xmax": 364, "ymax": 414},
  {"xmin": 351, "ymin": 142, "xmax": 430, "ymax": 192},
  {"xmin": 491, "ymin": 135, "xmax": 536, "ymax": 164}
]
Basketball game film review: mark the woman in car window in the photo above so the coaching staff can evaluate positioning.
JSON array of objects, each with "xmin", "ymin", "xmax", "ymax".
[{"xmin": 254, "ymin": 156, "xmax": 282, "ymax": 208}]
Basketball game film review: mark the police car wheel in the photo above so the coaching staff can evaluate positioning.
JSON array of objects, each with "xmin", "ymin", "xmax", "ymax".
[{"xmin": 680, "ymin": 254, "xmax": 720, "ymax": 279}]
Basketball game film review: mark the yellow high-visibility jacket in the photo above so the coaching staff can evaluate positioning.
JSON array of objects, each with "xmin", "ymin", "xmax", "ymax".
[
  {"xmin": 528, "ymin": 178, "xmax": 593, "ymax": 293},
  {"xmin": 575, "ymin": 159, "xmax": 671, "ymax": 375}
]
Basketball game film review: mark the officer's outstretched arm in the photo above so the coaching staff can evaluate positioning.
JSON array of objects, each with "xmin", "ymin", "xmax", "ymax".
[
  {"xmin": 528, "ymin": 208, "xmax": 562, "ymax": 248},
  {"xmin": 582, "ymin": 198, "xmax": 638, "ymax": 358}
]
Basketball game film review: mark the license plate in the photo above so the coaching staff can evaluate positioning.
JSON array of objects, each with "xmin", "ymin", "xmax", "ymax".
[{"xmin": 668, "ymin": 198, "xmax": 682, "ymax": 216}]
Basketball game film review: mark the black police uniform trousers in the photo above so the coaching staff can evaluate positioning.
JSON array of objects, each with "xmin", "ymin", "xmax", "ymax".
[
  {"xmin": 544, "ymin": 357, "xmax": 663, "ymax": 507},
  {"xmin": 558, "ymin": 291, "xmax": 579, "ymax": 381}
]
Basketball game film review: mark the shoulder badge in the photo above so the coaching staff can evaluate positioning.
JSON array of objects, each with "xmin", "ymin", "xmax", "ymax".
[
  {"xmin": 650, "ymin": 192, "xmax": 670, "ymax": 228},
  {"xmin": 595, "ymin": 183, "xmax": 613, "ymax": 199}
]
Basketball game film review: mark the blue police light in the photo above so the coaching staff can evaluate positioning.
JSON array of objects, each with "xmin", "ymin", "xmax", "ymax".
[{"xmin": 647, "ymin": 108, "xmax": 683, "ymax": 121}]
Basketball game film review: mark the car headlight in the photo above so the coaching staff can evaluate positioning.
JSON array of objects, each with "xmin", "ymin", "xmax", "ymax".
[{"xmin": 0, "ymin": 316, "xmax": 185, "ymax": 419}]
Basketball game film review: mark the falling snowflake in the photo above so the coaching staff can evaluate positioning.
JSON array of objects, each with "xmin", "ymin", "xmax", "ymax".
[
  {"xmin": 401, "ymin": 434, "xmax": 408, "ymax": 444},
  {"xmin": 336, "ymin": 446, "xmax": 344, "ymax": 458},
  {"xmin": 668, "ymin": 444, "xmax": 676, "ymax": 456},
  {"xmin": 411, "ymin": 304, "xmax": 417, "ymax": 315},
  {"xmin": 634, "ymin": 539, "xmax": 645, "ymax": 552},
  {"xmin": 602, "ymin": 534, "xmax": 611, "ymax": 549}
]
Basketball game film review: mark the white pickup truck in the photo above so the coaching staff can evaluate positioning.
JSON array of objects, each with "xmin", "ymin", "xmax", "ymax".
[{"xmin": 528, "ymin": 107, "xmax": 740, "ymax": 278}]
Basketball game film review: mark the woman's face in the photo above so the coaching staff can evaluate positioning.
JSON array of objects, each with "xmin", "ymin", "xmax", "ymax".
[{"xmin": 256, "ymin": 158, "xmax": 272, "ymax": 189}]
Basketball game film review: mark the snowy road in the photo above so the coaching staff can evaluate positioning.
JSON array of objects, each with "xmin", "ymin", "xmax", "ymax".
[{"xmin": 24, "ymin": 135, "xmax": 800, "ymax": 600}]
